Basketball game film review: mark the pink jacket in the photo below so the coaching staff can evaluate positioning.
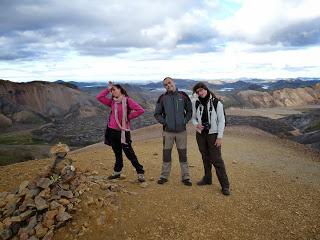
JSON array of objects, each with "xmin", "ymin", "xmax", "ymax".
[{"xmin": 96, "ymin": 88, "xmax": 145, "ymax": 130}]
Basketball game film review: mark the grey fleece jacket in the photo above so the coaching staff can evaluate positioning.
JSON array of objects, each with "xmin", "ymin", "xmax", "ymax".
[{"xmin": 154, "ymin": 89, "xmax": 192, "ymax": 133}]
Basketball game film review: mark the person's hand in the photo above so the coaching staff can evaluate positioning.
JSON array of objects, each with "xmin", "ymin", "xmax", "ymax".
[
  {"xmin": 108, "ymin": 81, "xmax": 113, "ymax": 90},
  {"xmin": 215, "ymin": 138, "xmax": 222, "ymax": 147},
  {"xmin": 196, "ymin": 124, "xmax": 204, "ymax": 131}
]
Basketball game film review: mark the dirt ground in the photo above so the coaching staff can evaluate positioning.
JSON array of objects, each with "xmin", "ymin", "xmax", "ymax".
[{"xmin": 0, "ymin": 124, "xmax": 319, "ymax": 240}]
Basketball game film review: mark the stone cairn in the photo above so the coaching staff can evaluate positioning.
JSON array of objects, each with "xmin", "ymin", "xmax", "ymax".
[
  {"xmin": 0, "ymin": 143, "xmax": 84, "ymax": 240},
  {"xmin": 0, "ymin": 142, "xmax": 147, "ymax": 240}
]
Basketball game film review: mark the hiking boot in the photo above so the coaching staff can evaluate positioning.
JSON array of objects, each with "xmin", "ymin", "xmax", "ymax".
[
  {"xmin": 157, "ymin": 178, "xmax": 168, "ymax": 184},
  {"xmin": 196, "ymin": 179, "xmax": 212, "ymax": 186},
  {"xmin": 137, "ymin": 174, "xmax": 145, "ymax": 182},
  {"xmin": 222, "ymin": 188, "xmax": 230, "ymax": 196},
  {"xmin": 107, "ymin": 173, "xmax": 121, "ymax": 180},
  {"xmin": 182, "ymin": 179, "xmax": 192, "ymax": 186}
]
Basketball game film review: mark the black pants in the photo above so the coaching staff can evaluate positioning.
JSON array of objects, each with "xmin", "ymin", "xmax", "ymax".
[
  {"xmin": 196, "ymin": 132, "xmax": 229, "ymax": 189},
  {"xmin": 109, "ymin": 128, "xmax": 144, "ymax": 174}
]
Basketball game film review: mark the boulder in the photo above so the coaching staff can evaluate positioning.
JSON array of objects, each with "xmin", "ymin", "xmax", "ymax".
[
  {"xmin": 35, "ymin": 223, "xmax": 48, "ymax": 238},
  {"xmin": 42, "ymin": 229, "xmax": 54, "ymax": 240},
  {"xmin": 18, "ymin": 215, "xmax": 37, "ymax": 236},
  {"xmin": 19, "ymin": 210, "xmax": 34, "ymax": 221},
  {"xmin": 57, "ymin": 190, "xmax": 73, "ymax": 199},
  {"xmin": 49, "ymin": 201, "xmax": 62, "ymax": 210},
  {"xmin": 3, "ymin": 202, "xmax": 16, "ymax": 217},
  {"xmin": 18, "ymin": 181, "xmax": 30, "ymax": 194},
  {"xmin": 43, "ymin": 210, "xmax": 58, "ymax": 228},
  {"xmin": 57, "ymin": 198, "xmax": 70, "ymax": 206},
  {"xmin": 36, "ymin": 178, "xmax": 53, "ymax": 189},
  {"xmin": 38, "ymin": 188, "xmax": 51, "ymax": 199},
  {"xmin": 25, "ymin": 188, "xmax": 40, "ymax": 199},
  {"xmin": 0, "ymin": 228, "xmax": 12, "ymax": 240},
  {"xmin": 34, "ymin": 196, "xmax": 48, "ymax": 211},
  {"xmin": 24, "ymin": 198, "xmax": 36, "ymax": 209},
  {"xmin": 56, "ymin": 211, "xmax": 72, "ymax": 223}
]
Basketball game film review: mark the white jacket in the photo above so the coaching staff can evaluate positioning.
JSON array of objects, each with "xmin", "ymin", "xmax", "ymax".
[{"xmin": 192, "ymin": 95, "xmax": 225, "ymax": 138}]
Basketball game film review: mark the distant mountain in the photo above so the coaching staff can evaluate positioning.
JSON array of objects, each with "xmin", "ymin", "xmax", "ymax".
[
  {"xmin": 213, "ymin": 81, "xmax": 262, "ymax": 91},
  {"xmin": 207, "ymin": 78, "xmax": 320, "ymax": 91},
  {"xmin": 0, "ymin": 80, "xmax": 157, "ymax": 148},
  {"xmin": 3, "ymin": 78, "xmax": 319, "ymax": 132},
  {"xmin": 54, "ymin": 80, "xmax": 105, "ymax": 89},
  {"xmin": 234, "ymin": 83, "xmax": 320, "ymax": 108},
  {"xmin": 82, "ymin": 84, "xmax": 157, "ymax": 112},
  {"xmin": 31, "ymin": 83, "xmax": 158, "ymax": 147},
  {"xmin": 136, "ymin": 78, "xmax": 320, "ymax": 92},
  {"xmin": 54, "ymin": 78, "xmax": 320, "ymax": 93},
  {"xmin": 0, "ymin": 80, "xmax": 104, "ymax": 130},
  {"xmin": 140, "ymin": 79, "xmax": 198, "ymax": 91},
  {"xmin": 54, "ymin": 80, "xmax": 79, "ymax": 89},
  {"xmin": 266, "ymin": 79, "xmax": 320, "ymax": 90}
]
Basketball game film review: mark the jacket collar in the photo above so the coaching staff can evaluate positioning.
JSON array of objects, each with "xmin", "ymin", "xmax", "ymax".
[
  {"xmin": 165, "ymin": 88, "xmax": 179, "ymax": 95},
  {"xmin": 196, "ymin": 93, "xmax": 214, "ymax": 102}
]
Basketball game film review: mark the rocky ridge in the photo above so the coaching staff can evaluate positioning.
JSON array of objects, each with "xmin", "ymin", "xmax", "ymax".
[{"xmin": 235, "ymin": 83, "xmax": 320, "ymax": 108}]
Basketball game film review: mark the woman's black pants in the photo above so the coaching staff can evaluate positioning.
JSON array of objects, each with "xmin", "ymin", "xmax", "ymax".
[
  {"xmin": 109, "ymin": 128, "xmax": 144, "ymax": 174},
  {"xmin": 196, "ymin": 132, "xmax": 229, "ymax": 189}
]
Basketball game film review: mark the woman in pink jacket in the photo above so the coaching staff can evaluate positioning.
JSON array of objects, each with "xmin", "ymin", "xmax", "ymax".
[{"xmin": 96, "ymin": 82, "xmax": 145, "ymax": 182}]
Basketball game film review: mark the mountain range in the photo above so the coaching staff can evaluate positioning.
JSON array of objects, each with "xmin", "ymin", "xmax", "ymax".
[
  {"xmin": 0, "ymin": 78, "xmax": 319, "ymax": 165},
  {"xmin": 53, "ymin": 77, "xmax": 320, "ymax": 92}
]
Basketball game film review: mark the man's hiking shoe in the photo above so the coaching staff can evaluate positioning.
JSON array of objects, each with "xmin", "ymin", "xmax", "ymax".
[
  {"xmin": 137, "ymin": 174, "xmax": 145, "ymax": 182},
  {"xmin": 157, "ymin": 178, "xmax": 168, "ymax": 184},
  {"xmin": 196, "ymin": 179, "xmax": 212, "ymax": 186},
  {"xmin": 107, "ymin": 173, "xmax": 121, "ymax": 180},
  {"xmin": 182, "ymin": 179, "xmax": 192, "ymax": 186},
  {"xmin": 222, "ymin": 188, "xmax": 230, "ymax": 196}
]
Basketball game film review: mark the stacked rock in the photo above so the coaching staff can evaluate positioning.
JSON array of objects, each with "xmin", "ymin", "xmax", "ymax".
[{"xmin": 0, "ymin": 143, "xmax": 85, "ymax": 240}]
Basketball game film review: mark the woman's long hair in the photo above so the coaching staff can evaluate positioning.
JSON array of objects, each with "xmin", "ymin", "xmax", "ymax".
[
  {"xmin": 112, "ymin": 84, "xmax": 129, "ymax": 97},
  {"xmin": 192, "ymin": 82, "xmax": 217, "ymax": 98}
]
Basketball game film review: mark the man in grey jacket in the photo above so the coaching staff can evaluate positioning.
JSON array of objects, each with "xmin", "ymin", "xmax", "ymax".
[{"xmin": 154, "ymin": 77, "xmax": 193, "ymax": 186}]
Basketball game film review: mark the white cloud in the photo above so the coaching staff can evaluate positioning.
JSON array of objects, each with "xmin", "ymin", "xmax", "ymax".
[
  {"xmin": 0, "ymin": 0, "xmax": 213, "ymax": 59},
  {"xmin": 141, "ymin": 9, "xmax": 214, "ymax": 49},
  {"xmin": 2, "ymin": 45, "xmax": 319, "ymax": 82},
  {"xmin": 0, "ymin": 0, "xmax": 319, "ymax": 81},
  {"xmin": 215, "ymin": 0, "xmax": 320, "ymax": 45}
]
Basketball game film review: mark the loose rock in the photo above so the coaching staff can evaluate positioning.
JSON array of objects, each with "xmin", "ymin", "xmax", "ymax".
[
  {"xmin": 36, "ymin": 178, "xmax": 53, "ymax": 189},
  {"xmin": 56, "ymin": 211, "xmax": 72, "ymax": 223},
  {"xmin": 34, "ymin": 196, "xmax": 49, "ymax": 211}
]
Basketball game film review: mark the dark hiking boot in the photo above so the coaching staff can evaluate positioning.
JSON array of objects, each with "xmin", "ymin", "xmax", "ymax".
[
  {"xmin": 196, "ymin": 179, "xmax": 212, "ymax": 186},
  {"xmin": 182, "ymin": 179, "xmax": 192, "ymax": 186},
  {"xmin": 108, "ymin": 173, "xmax": 121, "ymax": 180},
  {"xmin": 137, "ymin": 174, "xmax": 145, "ymax": 182},
  {"xmin": 222, "ymin": 188, "xmax": 230, "ymax": 196},
  {"xmin": 157, "ymin": 178, "xmax": 168, "ymax": 184}
]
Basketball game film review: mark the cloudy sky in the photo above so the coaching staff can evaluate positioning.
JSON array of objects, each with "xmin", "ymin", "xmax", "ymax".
[{"xmin": 1, "ymin": 0, "xmax": 320, "ymax": 82}]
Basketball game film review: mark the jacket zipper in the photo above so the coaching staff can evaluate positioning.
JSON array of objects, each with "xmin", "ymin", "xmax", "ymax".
[{"xmin": 172, "ymin": 95, "xmax": 176, "ymax": 130}]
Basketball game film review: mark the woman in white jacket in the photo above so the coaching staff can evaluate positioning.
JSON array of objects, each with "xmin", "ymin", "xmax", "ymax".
[{"xmin": 192, "ymin": 82, "xmax": 230, "ymax": 195}]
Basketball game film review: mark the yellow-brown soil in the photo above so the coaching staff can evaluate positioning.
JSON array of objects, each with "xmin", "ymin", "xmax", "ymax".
[{"xmin": 1, "ymin": 124, "xmax": 319, "ymax": 240}]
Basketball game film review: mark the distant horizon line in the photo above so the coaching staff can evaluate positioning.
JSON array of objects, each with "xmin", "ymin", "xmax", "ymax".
[{"xmin": 1, "ymin": 76, "xmax": 320, "ymax": 84}]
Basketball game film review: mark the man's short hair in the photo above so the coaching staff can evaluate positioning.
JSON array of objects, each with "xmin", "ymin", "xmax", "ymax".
[{"xmin": 163, "ymin": 77, "xmax": 174, "ymax": 82}]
